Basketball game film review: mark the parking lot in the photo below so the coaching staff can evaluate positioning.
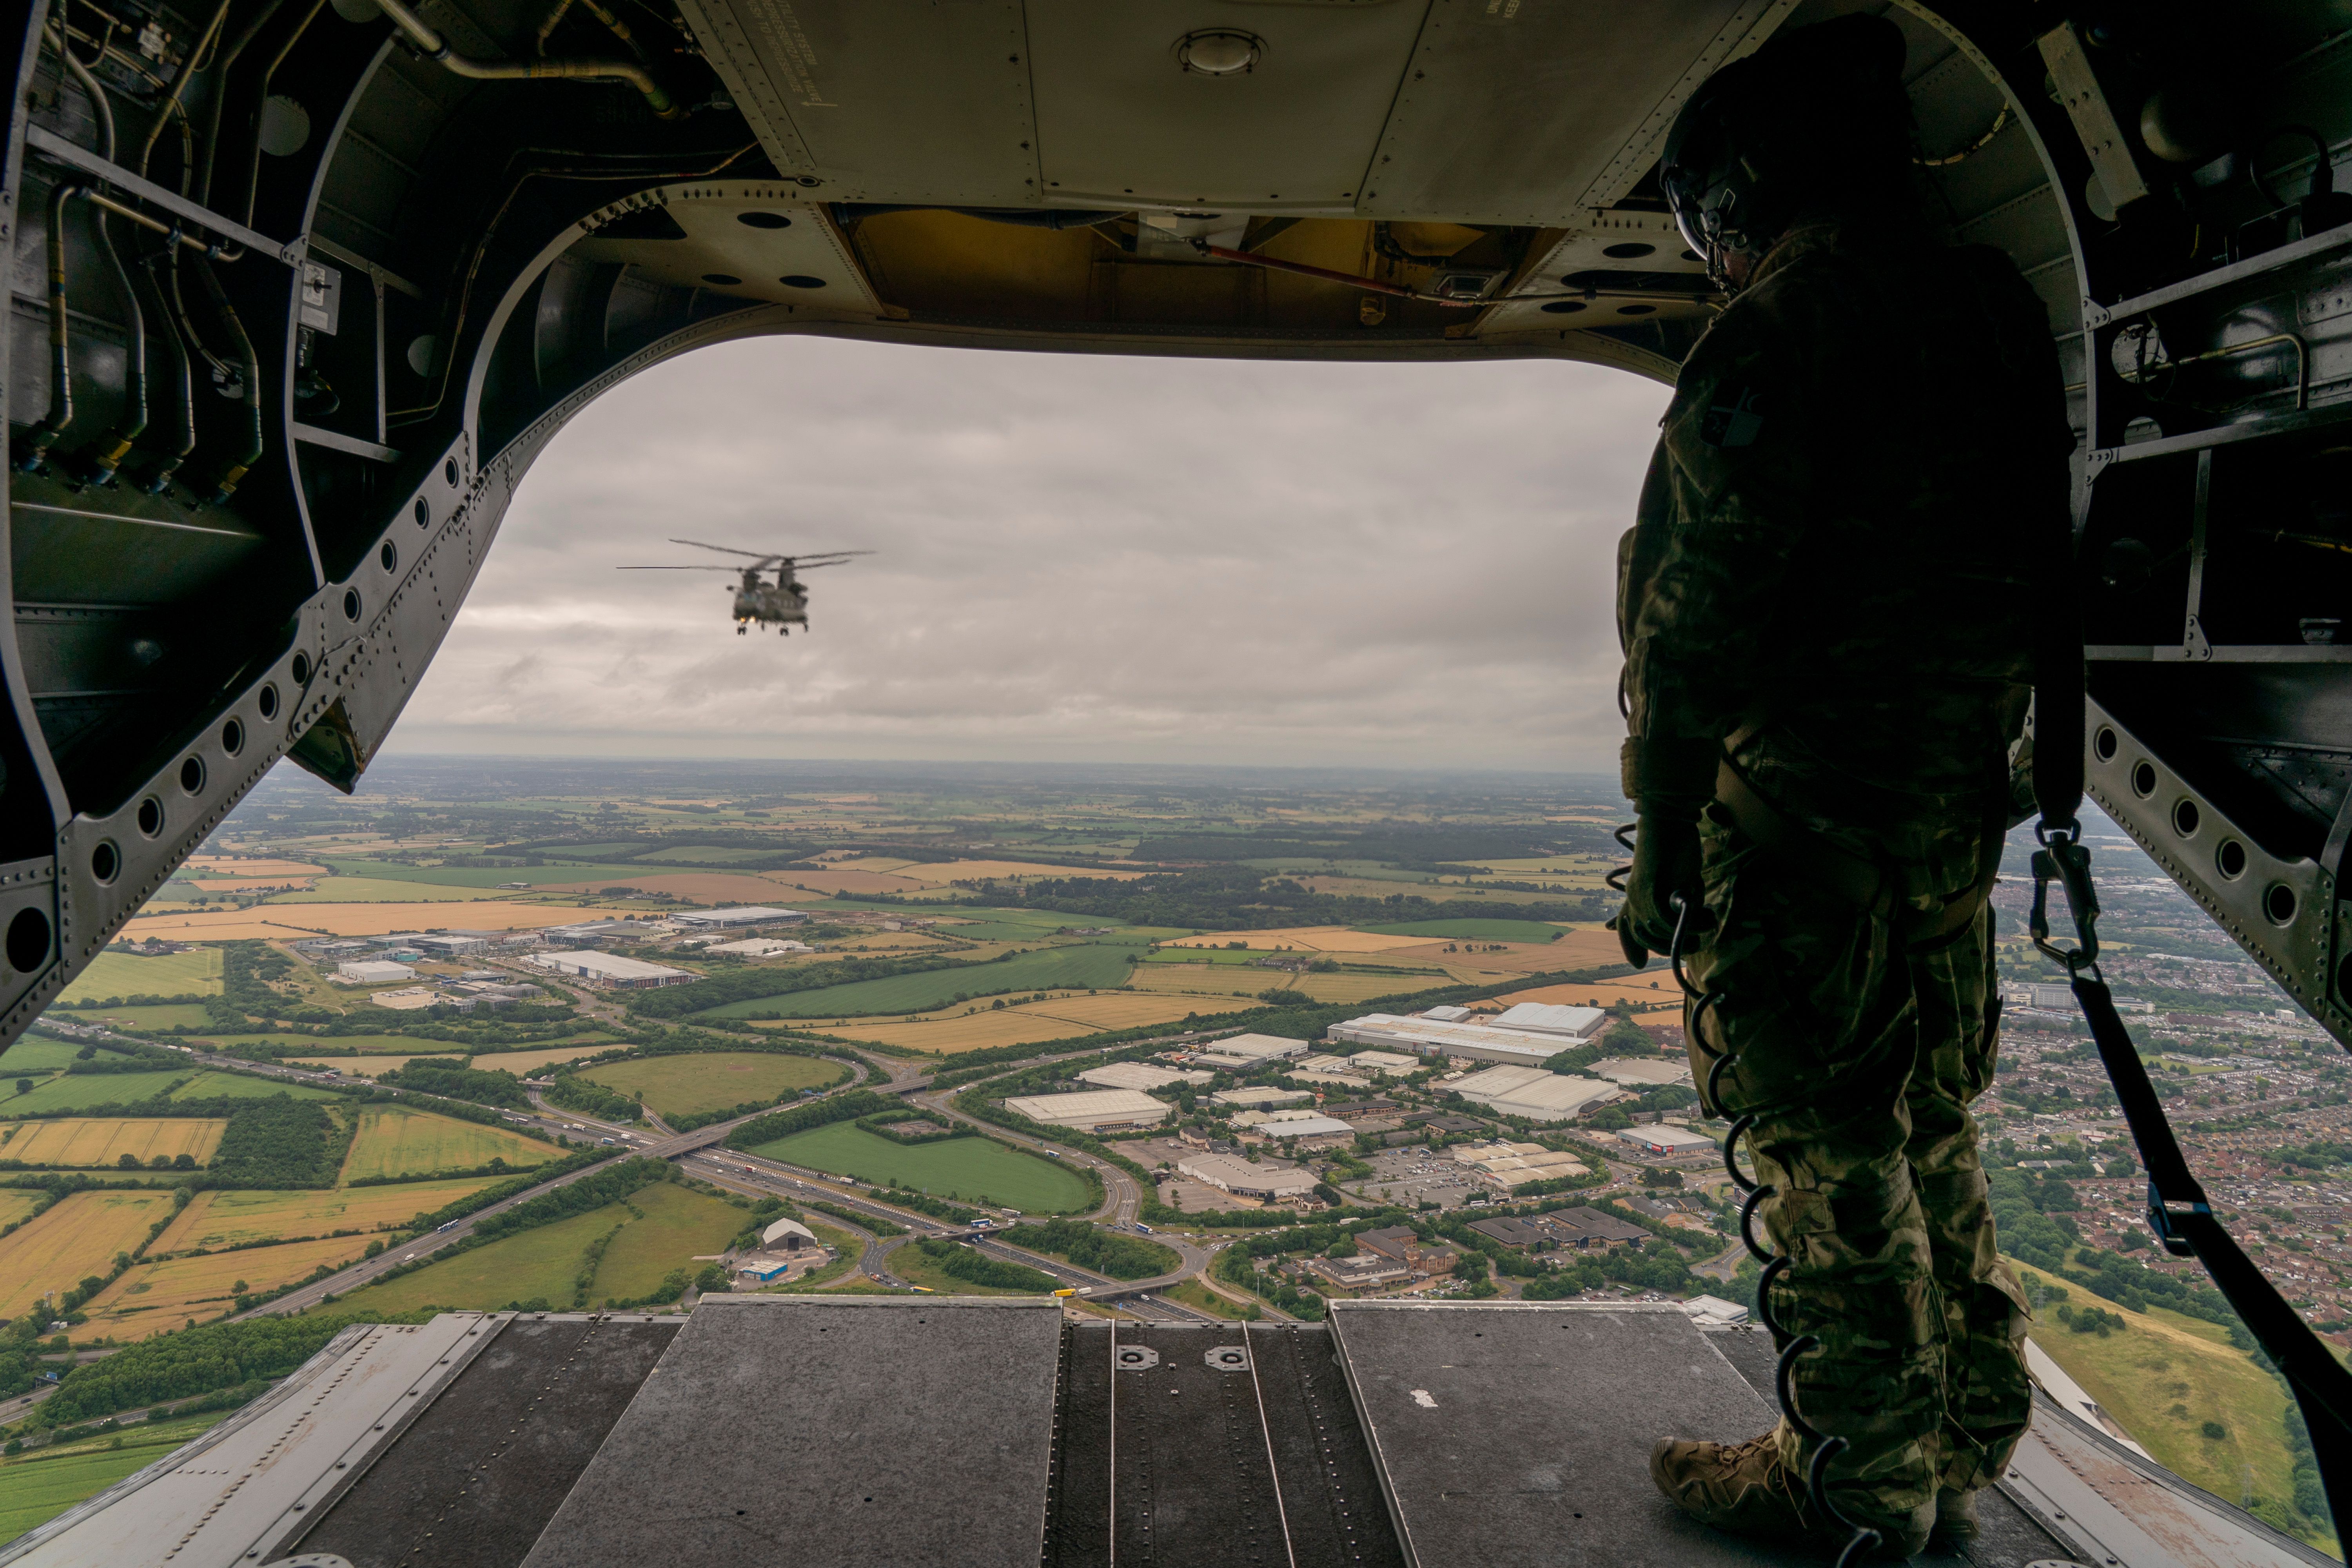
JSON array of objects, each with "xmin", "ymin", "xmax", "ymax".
[{"xmin": 1340, "ymin": 1147, "xmax": 1482, "ymax": 1210}]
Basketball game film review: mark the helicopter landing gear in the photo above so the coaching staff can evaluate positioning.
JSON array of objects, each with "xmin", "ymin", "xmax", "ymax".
[{"xmin": 736, "ymin": 624, "xmax": 747, "ymax": 635}]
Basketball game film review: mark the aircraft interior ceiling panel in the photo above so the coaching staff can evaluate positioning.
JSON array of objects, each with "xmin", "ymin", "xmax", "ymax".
[
  {"xmin": 1360, "ymin": 0, "xmax": 1768, "ymax": 225},
  {"xmin": 679, "ymin": 0, "xmax": 1040, "ymax": 205},
  {"xmin": 1024, "ymin": 0, "xmax": 1430, "ymax": 212},
  {"xmin": 571, "ymin": 188, "xmax": 883, "ymax": 314}
]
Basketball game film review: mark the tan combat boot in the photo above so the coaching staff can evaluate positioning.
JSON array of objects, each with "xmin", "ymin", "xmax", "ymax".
[
  {"xmin": 1928, "ymin": 1487, "xmax": 1978, "ymax": 1552},
  {"xmin": 1649, "ymin": 1433, "xmax": 1819, "ymax": 1541},
  {"xmin": 1650, "ymin": 1435, "xmax": 1932, "ymax": 1559}
]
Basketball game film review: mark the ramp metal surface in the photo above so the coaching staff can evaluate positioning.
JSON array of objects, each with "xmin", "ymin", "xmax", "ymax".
[
  {"xmin": 1330, "ymin": 1301, "xmax": 1887, "ymax": 1568},
  {"xmin": 516, "ymin": 1296, "xmax": 1063, "ymax": 1568},
  {"xmin": 291, "ymin": 1313, "xmax": 681, "ymax": 1568}
]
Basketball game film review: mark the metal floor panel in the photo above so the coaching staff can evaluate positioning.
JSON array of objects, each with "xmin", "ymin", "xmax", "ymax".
[
  {"xmin": 291, "ymin": 1313, "xmax": 682, "ymax": 1568},
  {"xmin": 1330, "ymin": 1301, "xmax": 1886, "ymax": 1568},
  {"xmin": 1044, "ymin": 1321, "xmax": 1406, "ymax": 1568},
  {"xmin": 516, "ymin": 1296, "xmax": 1063, "ymax": 1568}
]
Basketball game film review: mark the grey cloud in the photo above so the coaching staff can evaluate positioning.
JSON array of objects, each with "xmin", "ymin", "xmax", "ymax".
[{"xmin": 389, "ymin": 335, "xmax": 1672, "ymax": 768}]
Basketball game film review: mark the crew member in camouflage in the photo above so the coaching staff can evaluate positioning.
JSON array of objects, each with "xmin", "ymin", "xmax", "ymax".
[{"xmin": 1613, "ymin": 15, "xmax": 2074, "ymax": 1559}]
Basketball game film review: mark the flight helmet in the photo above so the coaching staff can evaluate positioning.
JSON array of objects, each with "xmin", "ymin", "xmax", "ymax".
[{"xmin": 1661, "ymin": 15, "xmax": 1914, "ymax": 289}]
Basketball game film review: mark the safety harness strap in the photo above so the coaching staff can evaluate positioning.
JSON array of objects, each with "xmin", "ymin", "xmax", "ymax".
[{"xmin": 2038, "ymin": 848, "xmax": 2352, "ymax": 1524}]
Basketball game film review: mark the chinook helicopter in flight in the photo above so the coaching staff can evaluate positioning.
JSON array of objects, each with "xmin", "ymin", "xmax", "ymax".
[{"xmin": 619, "ymin": 539, "xmax": 871, "ymax": 635}]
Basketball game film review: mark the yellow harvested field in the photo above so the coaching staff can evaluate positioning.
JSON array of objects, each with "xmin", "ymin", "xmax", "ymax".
[
  {"xmin": 800, "ymin": 992, "xmax": 1258, "ymax": 1054},
  {"xmin": 1123, "ymin": 965, "xmax": 1434, "ymax": 1005},
  {"xmin": 84, "ymin": 1234, "xmax": 377, "ymax": 1335},
  {"xmin": 154, "ymin": 1178, "xmax": 508, "ymax": 1252},
  {"xmin": 124, "ymin": 901, "xmax": 605, "ymax": 939},
  {"xmin": 0, "ymin": 1118, "xmax": 226, "ymax": 1167},
  {"xmin": 1498, "ymin": 977, "xmax": 1686, "ymax": 1011},
  {"xmin": 539, "ymin": 872, "xmax": 794, "ymax": 904},
  {"xmin": 0, "ymin": 1191, "xmax": 42, "ymax": 1229},
  {"xmin": 339, "ymin": 1106, "xmax": 559, "ymax": 1182},
  {"xmin": 760, "ymin": 869, "xmax": 934, "ymax": 897},
  {"xmin": 185, "ymin": 857, "xmax": 327, "ymax": 878},
  {"xmin": 1165, "ymin": 927, "xmax": 1437, "ymax": 954},
  {"xmin": 0, "ymin": 1190, "xmax": 175, "ymax": 1319},
  {"xmin": 472, "ymin": 1044, "xmax": 624, "ymax": 1075}
]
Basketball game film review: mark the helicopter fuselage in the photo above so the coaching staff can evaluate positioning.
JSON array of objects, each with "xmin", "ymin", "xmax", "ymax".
[{"xmin": 734, "ymin": 571, "xmax": 810, "ymax": 633}]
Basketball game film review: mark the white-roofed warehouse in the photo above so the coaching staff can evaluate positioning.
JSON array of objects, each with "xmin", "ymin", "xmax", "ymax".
[
  {"xmin": 1077, "ymin": 1062, "xmax": 1214, "ymax": 1092},
  {"xmin": 1003, "ymin": 1088, "xmax": 1171, "ymax": 1133},
  {"xmin": 1449, "ymin": 1064, "xmax": 1624, "ymax": 1123}
]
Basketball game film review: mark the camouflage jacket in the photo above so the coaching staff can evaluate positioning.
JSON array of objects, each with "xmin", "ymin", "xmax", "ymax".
[{"xmin": 1617, "ymin": 222, "xmax": 2074, "ymax": 900}]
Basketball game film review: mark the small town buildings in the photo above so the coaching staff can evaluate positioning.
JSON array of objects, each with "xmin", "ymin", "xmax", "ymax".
[
  {"xmin": 335, "ymin": 959, "xmax": 416, "ymax": 984},
  {"xmin": 1175, "ymin": 1154, "xmax": 1319, "ymax": 1203},
  {"xmin": 1325, "ymin": 1014, "xmax": 1570, "ymax": 1067},
  {"xmin": 1210, "ymin": 1086, "xmax": 1314, "ymax": 1110},
  {"xmin": 1682, "ymin": 1295, "xmax": 1751, "ymax": 1327},
  {"xmin": 762, "ymin": 1217, "xmax": 819, "ymax": 1250},
  {"xmin": 1586, "ymin": 1057, "xmax": 1695, "ymax": 1088},
  {"xmin": 671, "ymin": 906, "xmax": 807, "ymax": 930},
  {"xmin": 1310, "ymin": 1254, "xmax": 1412, "ymax": 1292},
  {"xmin": 1229, "ymin": 1109, "xmax": 1355, "ymax": 1142},
  {"xmin": 526, "ymin": 950, "xmax": 697, "ymax": 989},
  {"xmin": 1402, "ymin": 1112, "xmax": 1491, "ymax": 1136},
  {"xmin": 1191, "ymin": 1033, "xmax": 1311, "ymax": 1071},
  {"xmin": 1450, "ymin": 1140, "xmax": 1589, "ymax": 1188},
  {"xmin": 410, "ymin": 933, "xmax": 493, "ymax": 959},
  {"xmin": 1352, "ymin": 1227, "xmax": 1458, "ymax": 1276},
  {"xmin": 705, "ymin": 937, "xmax": 812, "ymax": 957},
  {"xmin": 1466, "ymin": 1208, "xmax": 1650, "ymax": 1250},
  {"xmin": 1615, "ymin": 1125, "xmax": 1717, "ymax": 1157},
  {"xmin": 1078, "ymin": 1062, "xmax": 1215, "ymax": 1093},
  {"xmin": 1003, "ymin": 1089, "xmax": 1171, "ymax": 1133}
]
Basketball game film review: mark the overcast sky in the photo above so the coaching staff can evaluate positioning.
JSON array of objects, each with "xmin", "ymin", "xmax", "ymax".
[{"xmin": 387, "ymin": 336, "xmax": 1674, "ymax": 771}]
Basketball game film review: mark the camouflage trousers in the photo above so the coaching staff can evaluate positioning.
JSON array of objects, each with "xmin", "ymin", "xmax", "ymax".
[{"xmin": 1684, "ymin": 818, "xmax": 2033, "ymax": 1541}]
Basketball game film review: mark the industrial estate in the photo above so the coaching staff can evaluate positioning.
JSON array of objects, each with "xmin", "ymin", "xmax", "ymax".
[{"xmin": 0, "ymin": 759, "xmax": 2343, "ymax": 1555}]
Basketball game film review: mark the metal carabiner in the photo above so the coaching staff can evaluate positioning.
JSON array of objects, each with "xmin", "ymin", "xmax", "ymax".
[{"xmin": 2029, "ymin": 830, "xmax": 2101, "ymax": 977}]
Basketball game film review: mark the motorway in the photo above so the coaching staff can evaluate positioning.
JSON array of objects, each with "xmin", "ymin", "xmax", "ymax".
[{"xmin": 222, "ymin": 1026, "xmax": 1263, "ymax": 1323}]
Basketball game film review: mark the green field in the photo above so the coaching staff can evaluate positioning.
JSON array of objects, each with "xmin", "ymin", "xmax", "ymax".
[
  {"xmin": 1163, "ymin": 1279, "xmax": 1256, "ymax": 1320},
  {"xmin": 319, "ymin": 859, "xmax": 661, "ymax": 887},
  {"xmin": 573, "ymin": 1052, "xmax": 847, "ymax": 1119},
  {"xmin": 584, "ymin": 1182, "xmax": 743, "ymax": 1301},
  {"xmin": 2020, "ymin": 1270, "xmax": 2329, "ymax": 1551},
  {"xmin": 64, "ymin": 1005, "xmax": 217, "ymax": 1031},
  {"xmin": 697, "ymin": 944, "xmax": 1136, "ymax": 1020},
  {"xmin": 332, "ymin": 1180, "xmax": 739, "ymax": 1313},
  {"xmin": 886, "ymin": 1239, "xmax": 1053, "ymax": 1296},
  {"xmin": 270, "ymin": 878, "xmax": 520, "ymax": 903},
  {"xmin": 0, "ymin": 1039, "xmax": 85, "ymax": 1072},
  {"xmin": 167, "ymin": 1072, "xmax": 342, "ymax": 1102},
  {"xmin": 1357, "ymin": 918, "xmax": 1569, "ymax": 942},
  {"xmin": 0, "ymin": 1410, "xmax": 236, "ymax": 1542},
  {"xmin": 338, "ymin": 1106, "xmax": 557, "ymax": 1182},
  {"xmin": 747, "ymin": 1123, "xmax": 1095, "ymax": 1212},
  {"xmin": 1, "ymin": 1072, "xmax": 190, "ymax": 1114},
  {"xmin": 331, "ymin": 1201, "xmax": 629, "ymax": 1314},
  {"xmin": 55, "ymin": 948, "xmax": 223, "ymax": 1004}
]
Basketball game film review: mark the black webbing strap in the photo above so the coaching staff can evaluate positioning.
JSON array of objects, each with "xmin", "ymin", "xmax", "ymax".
[{"xmin": 2033, "ymin": 839, "xmax": 2352, "ymax": 1526}]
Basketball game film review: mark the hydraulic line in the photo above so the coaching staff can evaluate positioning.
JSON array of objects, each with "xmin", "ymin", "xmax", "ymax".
[
  {"xmin": 138, "ymin": 249, "xmax": 197, "ymax": 492},
  {"xmin": 51, "ymin": 22, "xmax": 147, "ymax": 482},
  {"xmin": 195, "ymin": 0, "xmax": 290, "ymax": 208},
  {"xmin": 133, "ymin": 0, "xmax": 231, "ymax": 186},
  {"xmin": 18, "ymin": 184, "xmax": 80, "ymax": 471},
  {"xmin": 375, "ymin": 0, "xmax": 682, "ymax": 120},
  {"xmin": 191, "ymin": 255, "xmax": 261, "ymax": 503},
  {"xmin": 240, "ymin": 0, "xmax": 328, "ymax": 224}
]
